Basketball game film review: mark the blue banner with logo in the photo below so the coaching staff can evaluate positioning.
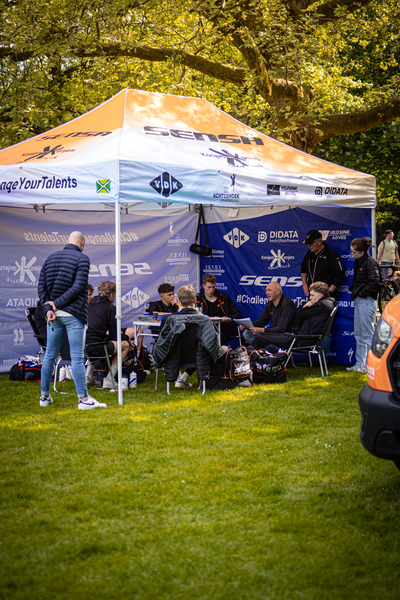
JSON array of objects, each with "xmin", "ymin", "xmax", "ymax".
[
  {"xmin": 0, "ymin": 204, "xmax": 371, "ymax": 369},
  {"xmin": 0, "ymin": 207, "xmax": 196, "ymax": 371},
  {"xmin": 200, "ymin": 206, "xmax": 372, "ymax": 365}
]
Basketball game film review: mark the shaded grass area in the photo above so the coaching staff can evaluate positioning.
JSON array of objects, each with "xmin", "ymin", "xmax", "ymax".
[{"xmin": 1, "ymin": 366, "xmax": 400, "ymax": 599}]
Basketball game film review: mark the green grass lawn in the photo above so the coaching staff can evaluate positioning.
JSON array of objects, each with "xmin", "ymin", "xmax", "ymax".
[{"xmin": 1, "ymin": 366, "xmax": 399, "ymax": 600}]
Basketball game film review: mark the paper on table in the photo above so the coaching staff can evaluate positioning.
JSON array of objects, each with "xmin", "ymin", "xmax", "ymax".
[{"xmin": 233, "ymin": 318, "xmax": 253, "ymax": 329}]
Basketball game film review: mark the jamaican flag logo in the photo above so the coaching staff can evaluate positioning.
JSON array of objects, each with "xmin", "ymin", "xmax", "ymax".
[{"xmin": 96, "ymin": 179, "xmax": 111, "ymax": 194}]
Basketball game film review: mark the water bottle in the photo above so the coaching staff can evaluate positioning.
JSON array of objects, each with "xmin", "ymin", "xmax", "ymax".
[{"xmin": 129, "ymin": 372, "xmax": 137, "ymax": 388}]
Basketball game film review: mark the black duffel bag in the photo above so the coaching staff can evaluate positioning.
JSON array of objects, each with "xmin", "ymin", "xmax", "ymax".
[{"xmin": 247, "ymin": 346, "xmax": 288, "ymax": 384}]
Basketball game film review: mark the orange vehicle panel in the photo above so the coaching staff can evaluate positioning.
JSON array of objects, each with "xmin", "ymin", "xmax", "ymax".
[{"xmin": 366, "ymin": 294, "xmax": 400, "ymax": 392}]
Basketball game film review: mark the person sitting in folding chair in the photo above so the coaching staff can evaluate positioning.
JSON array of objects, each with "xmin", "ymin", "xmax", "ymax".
[
  {"xmin": 86, "ymin": 280, "xmax": 136, "ymax": 389},
  {"xmin": 154, "ymin": 285, "xmax": 219, "ymax": 389},
  {"xmin": 250, "ymin": 282, "xmax": 335, "ymax": 352}
]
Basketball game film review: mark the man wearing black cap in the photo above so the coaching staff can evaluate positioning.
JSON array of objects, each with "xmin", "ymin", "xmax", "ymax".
[{"xmin": 301, "ymin": 230, "xmax": 345, "ymax": 298}]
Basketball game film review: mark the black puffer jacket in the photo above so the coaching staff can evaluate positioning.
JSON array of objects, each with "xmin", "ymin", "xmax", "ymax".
[
  {"xmin": 292, "ymin": 296, "xmax": 336, "ymax": 339},
  {"xmin": 38, "ymin": 244, "xmax": 90, "ymax": 324},
  {"xmin": 349, "ymin": 253, "xmax": 381, "ymax": 299},
  {"xmin": 154, "ymin": 310, "xmax": 219, "ymax": 381}
]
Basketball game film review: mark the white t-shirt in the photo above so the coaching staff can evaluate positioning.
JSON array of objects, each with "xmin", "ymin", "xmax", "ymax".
[{"xmin": 378, "ymin": 238, "xmax": 398, "ymax": 263}]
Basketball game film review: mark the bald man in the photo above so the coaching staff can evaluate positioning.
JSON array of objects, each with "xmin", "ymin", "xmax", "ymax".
[
  {"xmin": 240, "ymin": 282, "xmax": 297, "ymax": 347},
  {"xmin": 38, "ymin": 231, "xmax": 107, "ymax": 411}
]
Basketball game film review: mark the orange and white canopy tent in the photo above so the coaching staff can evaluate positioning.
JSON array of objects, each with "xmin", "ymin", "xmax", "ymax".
[{"xmin": 0, "ymin": 88, "xmax": 375, "ymax": 209}]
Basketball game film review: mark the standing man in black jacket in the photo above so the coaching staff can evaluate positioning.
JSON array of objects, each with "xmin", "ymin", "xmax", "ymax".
[
  {"xmin": 38, "ymin": 231, "xmax": 107, "ymax": 410},
  {"xmin": 301, "ymin": 229, "xmax": 344, "ymax": 359},
  {"xmin": 301, "ymin": 230, "xmax": 345, "ymax": 297},
  {"xmin": 241, "ymin": 282, "xmax": 297, "ymax": 348},
  {"xmin": 196, "ymin": 273, "xmax": 242, "ymax": 345}
]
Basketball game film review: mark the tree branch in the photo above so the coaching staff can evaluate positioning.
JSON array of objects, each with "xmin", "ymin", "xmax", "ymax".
[
  {"xmin": 0, "ymin": 42, "xmax": 247, "ymax": 85},
  {"xmin": 314, "ymin": 0, "xmax": 373, "ymax": 21},
  {"xmin": 319, "ymin": 100, "xmax": 400, "ymax": 140}
]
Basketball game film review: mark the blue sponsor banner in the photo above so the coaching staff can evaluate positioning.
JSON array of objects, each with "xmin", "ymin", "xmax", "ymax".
[
  {"xmin": 200, "ymin": 206, "xmax": 372, "ymax": 365},
  {"xmin": 0, "ymin": 207, "xmax": 196, "ymax": 372}
]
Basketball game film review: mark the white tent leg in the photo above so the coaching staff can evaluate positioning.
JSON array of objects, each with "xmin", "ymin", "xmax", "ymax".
[{"xmin": 115, "ymin": 200, "xmax": 123, "ymax": 406}]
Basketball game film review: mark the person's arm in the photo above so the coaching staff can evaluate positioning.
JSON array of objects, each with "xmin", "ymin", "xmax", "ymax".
[
  {"xmin": 252, "ymin": 304, "xmax": 271, "ymax": 329},
  {"xmin": 396, "ymin": 245, "xmax": 400, "ymax": 264},
  {"xmin": 301, "ymin": 272, "xmax": 309, "ymax": 297},
  {"xmin": 107, "ymin": 304, "xmax": 118, "ymax": 341},
  {"xmin": 329, "ymin": 252, "xmax": 345, "ymax": 291},
  {"xmin": 300, "ymin": 253, "xmax": 309, "ymax": 296},
  {"xmin": 222, "ymin": 294, "xmax": 242, "ymax": 319},
  {"xmin": 377, "ymin": 243, "xmax": 383, "ymax": 264},
  {"xmin": 357, "ymin": 259, "xmax": 381, "ymax": 298}
]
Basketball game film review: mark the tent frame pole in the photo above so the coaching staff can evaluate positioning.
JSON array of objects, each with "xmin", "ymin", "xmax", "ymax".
[
  {"xmin": 115, "ymin": 200, "xmax": 123, "ymax": 405},
  {"xmin": 371, "ymin": 207, "xmax": 376, "ymax": 259}
]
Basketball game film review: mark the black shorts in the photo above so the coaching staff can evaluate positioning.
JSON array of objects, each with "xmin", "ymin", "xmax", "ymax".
[{"xmin": 86, "ymin": 340, "xmax": 115, "ymax": 358}]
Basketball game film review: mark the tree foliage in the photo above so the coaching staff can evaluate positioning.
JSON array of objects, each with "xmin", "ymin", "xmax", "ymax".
[{"xmin": 0, "ymin": 0, "xmax": 399, "ymax": 156}]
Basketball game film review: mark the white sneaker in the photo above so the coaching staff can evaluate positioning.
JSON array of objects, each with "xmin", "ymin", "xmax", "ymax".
[
  {"xmin": 174, "ymin": 377, "xmax": 193, "ymax": 389},
  {"xmin": 102, "ymin": 377, "xmax": 116, "ymax": 389},
  {"xmin": 40, "ymin": 394, "xmax": 53, "ymax": 407},
  {"xmin": 346, "ymin": 365, "xmax": 360, "ymax": 372},
  {"xmin": 356, "ymin": 366, "xmax": 367, "ymax": 373},
  {"xmin": 78, "ymin": 396, "xmax": 107, "ymax": 410}
]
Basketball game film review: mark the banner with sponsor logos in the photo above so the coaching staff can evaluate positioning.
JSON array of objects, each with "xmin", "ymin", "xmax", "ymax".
[
  {"xmin": 0, "ymin": 207, "xmax": 196, "ymax": 372},
  {"xmin": 200, "ymin": 205, "xmax": 372, "ymax": 366}
]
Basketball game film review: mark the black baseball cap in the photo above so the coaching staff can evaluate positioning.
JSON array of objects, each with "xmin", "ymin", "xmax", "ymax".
[{"xmin": 303, "ymin": 229, "xmax": 322, "ymax": 244}]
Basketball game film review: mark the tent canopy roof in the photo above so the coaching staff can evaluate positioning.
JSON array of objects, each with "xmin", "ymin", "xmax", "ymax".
[{"xmin": 0, "ymin": 89, "xmax": 375, "ymax": 209}]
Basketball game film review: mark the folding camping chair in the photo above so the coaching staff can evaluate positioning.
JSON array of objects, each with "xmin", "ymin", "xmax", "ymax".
[{"xmin": 284, "ymin": 305, "xmax": 338, "ymax": 378}]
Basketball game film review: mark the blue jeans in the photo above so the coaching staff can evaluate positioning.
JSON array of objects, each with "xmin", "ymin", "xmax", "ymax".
[
  {"xmin": 243, "ymin": 329, "xmax": 256, "ymax": 344},
  {"xmin": 41, "ymin": 316, "xmax": 87, "ymax": 398},
  {"xmin": 354, "ymin": 296, "xmax": 377, "ymax": 368}
]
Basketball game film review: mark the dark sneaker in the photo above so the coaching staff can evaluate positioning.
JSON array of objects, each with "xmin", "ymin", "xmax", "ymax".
[
  {"xmin": 40, "ymin": 395, "xmax": 53, "ymax": 407},
  {"xmin": 78, "ymin": 396, "xmax": 107, "ymax": 410}
]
